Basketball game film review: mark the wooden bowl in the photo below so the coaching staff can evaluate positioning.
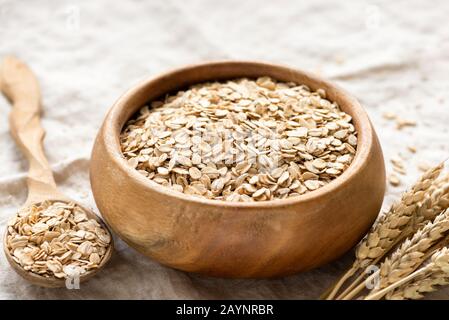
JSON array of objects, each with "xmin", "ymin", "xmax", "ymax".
[{"xmin": 90, "ymin": 61, "xmax": 385, "ymax": 278}]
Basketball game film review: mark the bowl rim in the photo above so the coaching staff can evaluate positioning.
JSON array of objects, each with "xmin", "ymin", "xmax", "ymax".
[{"xmin": 100, "ymin": 60, "xmax": 374, "ymax": 208}]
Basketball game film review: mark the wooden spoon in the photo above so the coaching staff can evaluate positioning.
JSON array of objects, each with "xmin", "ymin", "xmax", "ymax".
[{"xmin": 1, "ymin": 56, "xmax": 113, "ymax": 288}]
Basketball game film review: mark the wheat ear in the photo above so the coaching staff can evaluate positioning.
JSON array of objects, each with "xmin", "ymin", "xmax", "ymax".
[
  {"xmin": 386, "ymin": 271, "xmax": 449, "ymax": 300},
  {"xmin": 341, "ymin": 208, "xmax": 449, "ymax": 300},
  {"xmin": 355, "ymin": 164, "xmax": 444, "ymax": 268},
  {"xmin": 386, "ymin": 233, "xmax": 449, "ymax": 299},
  {"xmin": 404, "ymin": 182, "xmax": 449, "ymax": 234},
  {"xmin": 371, "ymin": 208, "xmax": 449, "ymax": 293},
  {"xmin": 326, "ymin": 164, "xmax": 445, "ymax": 299},
  {"xmin": 365, "ymin": 246, "xmax": 449, "ymax": 300}
]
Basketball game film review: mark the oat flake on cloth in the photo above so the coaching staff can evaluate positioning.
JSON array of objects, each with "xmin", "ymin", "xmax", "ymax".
[{"xmin": 0, "ymin": 0, "xmax": 448, "ymax": 299}]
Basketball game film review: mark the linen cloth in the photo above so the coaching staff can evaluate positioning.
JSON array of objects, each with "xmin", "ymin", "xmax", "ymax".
[{"xmin": 0, "ymin": 0, "xmax": 448, "ymax": 299}]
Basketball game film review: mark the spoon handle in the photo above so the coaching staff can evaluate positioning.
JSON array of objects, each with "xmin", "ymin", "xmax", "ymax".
[{"xmin": 0, "ymin": 56, "xmax": 58, "ymax": 204}]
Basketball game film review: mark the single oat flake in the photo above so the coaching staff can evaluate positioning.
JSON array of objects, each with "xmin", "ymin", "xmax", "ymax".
[{"xmin": 120, "ymin": 77, "xmax": 358, "ymax": 202}]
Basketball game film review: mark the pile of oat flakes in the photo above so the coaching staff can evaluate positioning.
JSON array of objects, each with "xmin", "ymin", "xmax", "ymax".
[
  {"xmin": 120, "ymin": 77, "xmax": 358, "ymax": 202},
  {"xmin": 6, "ymin": 201, "xmax": 111, "ymax": 279}
]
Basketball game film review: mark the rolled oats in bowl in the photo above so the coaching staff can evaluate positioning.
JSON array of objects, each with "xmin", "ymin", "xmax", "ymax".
[{"xmin": 120, "ymin": 77, "xmax": 357, "ymax": 202}]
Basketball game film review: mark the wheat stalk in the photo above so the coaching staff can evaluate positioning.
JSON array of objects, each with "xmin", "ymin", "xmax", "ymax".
[
  {"xmin": 365, "ymin": 246, "xmax": 449, "ymax": 300},
  {"xmin": 325, "ymin": 163, "xmax": 445, "ymax": 300},
  {"xmin": 372, "ymin": 208, "xmax": 449, "ymax": 293}
]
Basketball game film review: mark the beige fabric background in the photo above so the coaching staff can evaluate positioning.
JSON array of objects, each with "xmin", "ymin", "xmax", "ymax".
[{"xmin": 0, "ymin": 0, "xmax": 448, "ymax": 299}]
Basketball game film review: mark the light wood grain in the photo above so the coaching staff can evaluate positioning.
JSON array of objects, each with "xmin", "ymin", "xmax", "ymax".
[
  {"xmin": 1, "ymin": 56, "xmax": 113, "ymax": 288},
  {"xmin": 91, "ymin": 61, "xmax": 386, "ymax": 278}
]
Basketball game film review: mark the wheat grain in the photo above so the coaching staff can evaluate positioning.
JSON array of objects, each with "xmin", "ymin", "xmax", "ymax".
[
  {"xmin": 427, "ymin": 246, "xmax": 449, "ymax": 272},
  {"xmin": 411, "ymin": 182, "xmax": 449, "ymax": 228},
  {"xmin": 435, "ymin": 173, "xmax": 449, "ymax": 210}
]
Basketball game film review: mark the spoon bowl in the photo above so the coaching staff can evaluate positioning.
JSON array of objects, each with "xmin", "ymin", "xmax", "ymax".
[{"xmin": 3, "ymin": 198, "xmax": 114, "ymax": 288}]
